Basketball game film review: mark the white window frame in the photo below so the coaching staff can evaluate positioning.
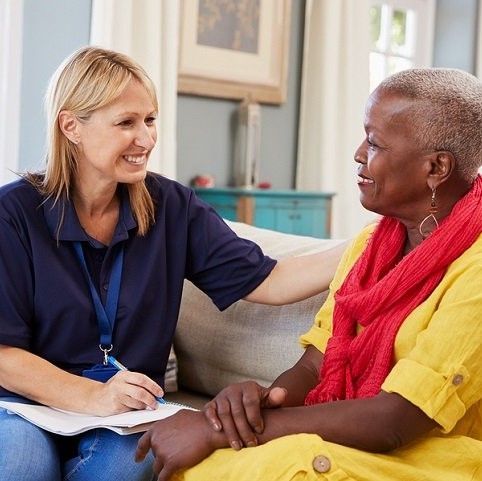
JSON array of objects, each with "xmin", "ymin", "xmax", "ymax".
[
  {"xmin": 0, "ymin": 0, "xmax": 23, "ymax": 185},
  {"xmin": 369, "ymin": 0, "xmax": 435, "ymax": 87}
]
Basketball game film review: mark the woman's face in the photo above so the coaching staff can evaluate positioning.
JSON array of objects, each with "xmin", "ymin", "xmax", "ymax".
[
  {"xmin": 354, "ymin": 88, "xmax": 433, "ymax": 223},
  {"xmin": 74, "ymin": 80, "xmax": 157, "ymax": 189}
]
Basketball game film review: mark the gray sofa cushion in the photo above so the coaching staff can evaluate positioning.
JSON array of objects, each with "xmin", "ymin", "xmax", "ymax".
[
  {"xmin": 175, "ymin": 285, "xmax": 327, "ymax": 396},
  {"xmin": 174, "ymin": 221, "xmax": 343, "ymax": 397}
]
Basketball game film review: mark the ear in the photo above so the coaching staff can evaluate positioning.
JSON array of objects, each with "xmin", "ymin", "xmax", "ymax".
[
  {"xmin": 58, "ymin": 110, "xmax": 80, "ymax": 144},
  {"xmin": 426, "ymin": 151, "xmax": 455, "ymax": 190}
]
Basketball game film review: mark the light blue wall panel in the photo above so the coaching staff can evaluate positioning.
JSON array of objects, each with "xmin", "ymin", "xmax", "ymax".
[
  {"xmin": 176, "ymin": 0, "xmax": 306, "ymax": 189},
  {"xmin": 433, "ymin": 0, "xmax": 479, "ymax": 72},
  {"xmin": 19, "ymin": 0, "xmax": 91, "ymax": 172}
]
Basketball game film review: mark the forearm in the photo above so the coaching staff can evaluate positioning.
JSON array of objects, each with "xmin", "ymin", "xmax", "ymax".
[
  {"xmin": 246, "ymin": 242, "xmax": 347, "ymax": 305},
  {"xmin": 257, "ymin": 392, "xmax": 438, "ymax": 453},
  {"xmin": 270, "ymin": 349, "xmax": 322, "ymax": 406},
  {"xmin": 0, "ymin": 345, "xmax": 100, "ymax": 413}
]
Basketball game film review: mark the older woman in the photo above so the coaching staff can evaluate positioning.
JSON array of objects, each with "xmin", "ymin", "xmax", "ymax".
[
  {"xmin": 0, "ymin": 47, "xmax": 344, "ymax": 481},
  {"xmin": 137, "ymin": 68, "xmax": 482, "ymax": 481}
]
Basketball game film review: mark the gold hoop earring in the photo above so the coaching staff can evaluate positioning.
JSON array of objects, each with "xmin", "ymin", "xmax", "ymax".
[{"xmin": 419, "ymin": 187, "xmax": 439, "ymax": 239}]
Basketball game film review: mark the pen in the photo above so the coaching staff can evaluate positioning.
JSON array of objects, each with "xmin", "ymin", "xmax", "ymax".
[{"xmin": 107, "ymin": 355, "xmax": 166, "ymax": 404}]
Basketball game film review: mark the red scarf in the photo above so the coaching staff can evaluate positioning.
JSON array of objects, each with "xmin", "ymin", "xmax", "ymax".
[{"xmin": 305, "ymin": 176, "xmax": 482, "ymax": 404}]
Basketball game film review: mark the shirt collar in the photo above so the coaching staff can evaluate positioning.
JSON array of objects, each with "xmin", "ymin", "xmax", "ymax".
[{"xmin": 43, "ymin": 185, "xmax": 138, "ymax": 244}]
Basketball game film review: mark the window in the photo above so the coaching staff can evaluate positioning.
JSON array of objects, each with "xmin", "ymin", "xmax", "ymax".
[
  {"xmin": 0, "ymin": 0, "xmax": 23, "ymax": 185},
  {"xmin": 369, "ymin": 0, "xmax": 435, "ymax": 91}
]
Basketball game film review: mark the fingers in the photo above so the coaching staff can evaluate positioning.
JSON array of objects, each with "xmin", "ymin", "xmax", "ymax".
[
  {"xmin": 137, "ymin": 411, "xmax": 219, "ymax": 481},
  {"xmin": 152, "ymin": 456, "xmax": 163, "ymax": 476},
  {"xmin": 215, "ymin": 385, "xmax": 263, "ymax": 449},
  {"xmin": 122, "ymin": 371, "xmax": 164, "ymax": 398},
  {"xmin": 266, "ymin": 387, "xmax": 287, "ymax": 408},
  {"xmin": 108, "ymin": 371, "xmax": 164, "ymax": 410},
  {"xmin": 157, "ymin": 464, "xmax": 176, "ymax": 481},
  {"xmin": 202, "ymin": 382, "xmax": 284, "ymax": 450},
  {"xmin": 231, "ymin": 393, "xmax": 260, "ymax": 447},
  {"xmin": 215, "ymin": 396, "xmax": 245, "ymax": 450},
  {"xmin": 204, "ymin": 400, "xmax": 222, "ymax": 431},
  {"xmin": 242, "ymin": 388, "xmax": 265, "ymax": 434},
  {"xmin": 135, "ymin": 431, "xmax": 151, "ymax": 463},
  {"xmin": 205, "ymin": 399, "xmax": 255, "ymax": 448}
]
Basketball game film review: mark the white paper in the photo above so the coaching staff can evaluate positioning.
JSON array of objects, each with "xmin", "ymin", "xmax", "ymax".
[{"xmin": 0, "ymin": 400, "xmax": 193, "ymax": 436}]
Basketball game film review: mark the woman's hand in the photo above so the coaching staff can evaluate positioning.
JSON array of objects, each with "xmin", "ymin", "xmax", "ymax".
[
  {"xmin": 203, "ymin": 381, "xmax": 287, "ymax": 450},
  {"xmin": 0, "ymin": 346, "xmax": 164, "ymax": 415},
  {"xmin": 89, "ymin": 371, "xmax": 164, "ymax": 416},
  {"xmin": 136, "ymin": 409, "xmax": 224, "ymax": 481}
]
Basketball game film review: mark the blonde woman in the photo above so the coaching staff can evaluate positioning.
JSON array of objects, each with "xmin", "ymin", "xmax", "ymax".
[{"xmin": 0, "ymin": 47, "xmax": 342, "ymax": 481}]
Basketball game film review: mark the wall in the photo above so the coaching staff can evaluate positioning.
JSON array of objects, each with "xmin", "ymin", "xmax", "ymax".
[
  {"xmin": 176, "ymin": 0, "xmax": 481, "ymax": 190},
  {"xmin": 15, "ymin": 0, "xmax": 480, "ymax": 180},
  {"xmin": 18, "ymin": 0, "xmax": 91, "ymax": 171},
  {"xmin": 433, "ymin": 0, "xmax": 479, "ymax": 71},
  {"xmin": 176, "ymin": 0, "xmax": 306, "ymax": 189}
]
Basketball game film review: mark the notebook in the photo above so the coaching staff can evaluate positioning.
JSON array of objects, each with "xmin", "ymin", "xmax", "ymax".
[{"xmin": 0, "ymin": 400, "xmax": 194, "ymax": 436}]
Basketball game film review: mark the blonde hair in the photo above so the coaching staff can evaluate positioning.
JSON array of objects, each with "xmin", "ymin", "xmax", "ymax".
[
  {"xmin": 31, "ymin": 46, "xmax": 158, "ymax": 236},
  {"xmin": 377, "ymin": 68, "xmax": 482, "ymax": 181}
]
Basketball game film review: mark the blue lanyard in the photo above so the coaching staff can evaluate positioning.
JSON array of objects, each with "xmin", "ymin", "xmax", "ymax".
[{"xmin": 73, "ymin": 242, "xmax": 124, "ymax": 363}]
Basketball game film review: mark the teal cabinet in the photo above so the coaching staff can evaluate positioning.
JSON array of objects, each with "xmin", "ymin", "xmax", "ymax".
[
  {"xmin": 194, "ymin": 187, "xmax": 334, "ymax": 238},
  {"xmin": 195, "ymin": 192, "xmax": 237, "ymax": 220}
]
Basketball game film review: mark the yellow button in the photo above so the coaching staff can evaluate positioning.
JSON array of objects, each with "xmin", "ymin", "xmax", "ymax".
[
  {"xmin": 312, "ymin": 455, "xmax": 331, "ymax": 473},
  {"xmin": 452, "ymin": 374, "xmax": 464, "ymax": 386}
]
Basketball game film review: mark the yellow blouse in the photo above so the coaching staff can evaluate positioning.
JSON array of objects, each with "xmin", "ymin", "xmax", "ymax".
[
  {"xmin": 300, "ymin": 225, "xmax": 482, "ymax": 439},
  {"xmin": 177, "ymin": 226, "xmax": 482, "ymax": 481}
]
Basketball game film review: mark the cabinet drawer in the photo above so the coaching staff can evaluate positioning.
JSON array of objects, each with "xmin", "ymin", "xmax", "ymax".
[
  {"xmin": 254, "ymin": 205, "xmax": 328, "ymax": 237},
  {"xmin": 254, "ymin": 196, "xmax": 327, "ymax": 210}
]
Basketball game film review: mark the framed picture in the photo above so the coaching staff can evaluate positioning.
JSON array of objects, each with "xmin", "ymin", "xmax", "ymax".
[{"xmin": 178, "ymin": 0, "xmax": 292, "ymax": 104}]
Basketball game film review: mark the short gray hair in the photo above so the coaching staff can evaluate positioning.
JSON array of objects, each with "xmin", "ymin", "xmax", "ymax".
[{"xmin": 377, "ymin": 68, "xmax": 482, "ymax": 181}]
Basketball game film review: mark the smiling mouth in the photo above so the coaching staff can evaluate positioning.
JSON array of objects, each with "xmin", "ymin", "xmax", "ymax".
[
  {"xmin": 123, "ymin": 155, "xmax": 147, "ymax": 165},
  {"xmin": 357, "ymin": 174, "xmax": 375, "ymax": 185}
]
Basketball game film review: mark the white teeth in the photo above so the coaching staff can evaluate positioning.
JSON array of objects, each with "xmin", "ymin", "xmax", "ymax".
[
  {"xmin": 123, "ymin": 155, "xmax": 146, "ymax": 164},
  {"xmin": 357, "ymin": 175, "xmax": 374, "ymax": 184}
]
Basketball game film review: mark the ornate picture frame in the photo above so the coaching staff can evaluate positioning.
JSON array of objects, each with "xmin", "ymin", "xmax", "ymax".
[{"xmin": 178, "ymin": 0, "xmax": 292, "ymax": 104}]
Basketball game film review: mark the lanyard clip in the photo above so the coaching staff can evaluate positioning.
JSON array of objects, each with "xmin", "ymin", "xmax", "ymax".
[{"xmin": 99, "ymin": 344, "xmax": 113, "ymax": 365}]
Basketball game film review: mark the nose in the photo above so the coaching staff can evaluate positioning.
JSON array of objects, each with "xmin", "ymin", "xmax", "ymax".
[
  {"xmin": 354, "ymin": 140, "xmax": 367, "ymax": 165},
  {"xmin": 134, "ymin": 123, "xmax": 156, "ymax": 151}
]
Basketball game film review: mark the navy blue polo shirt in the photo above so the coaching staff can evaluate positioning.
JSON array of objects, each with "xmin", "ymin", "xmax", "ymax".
[{"xmin": 0, "ymin": 173, "xmax": 276, "ymax": 397}]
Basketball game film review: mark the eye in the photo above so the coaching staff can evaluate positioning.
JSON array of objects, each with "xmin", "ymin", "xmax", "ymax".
[
  {"xmin": 117, "ymin": 119, "xmax": 134, "ymax": 127},
  {"xmin": 145, "ymin": 116, "xmax": 157, "ymax": 126},
  {"xmin": 367, "ymin": 137, "xmax": 378, "ymax": 149}
]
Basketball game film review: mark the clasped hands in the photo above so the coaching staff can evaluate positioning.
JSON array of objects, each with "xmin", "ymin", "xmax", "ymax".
[{"xmin": 135, "ymin": 381, "xmax": 287, "ymax": 481}]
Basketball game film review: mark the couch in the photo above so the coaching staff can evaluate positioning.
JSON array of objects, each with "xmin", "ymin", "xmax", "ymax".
[{"xmin": 165, "ymin": 221, "xmax": 344, "ymax": 408}]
